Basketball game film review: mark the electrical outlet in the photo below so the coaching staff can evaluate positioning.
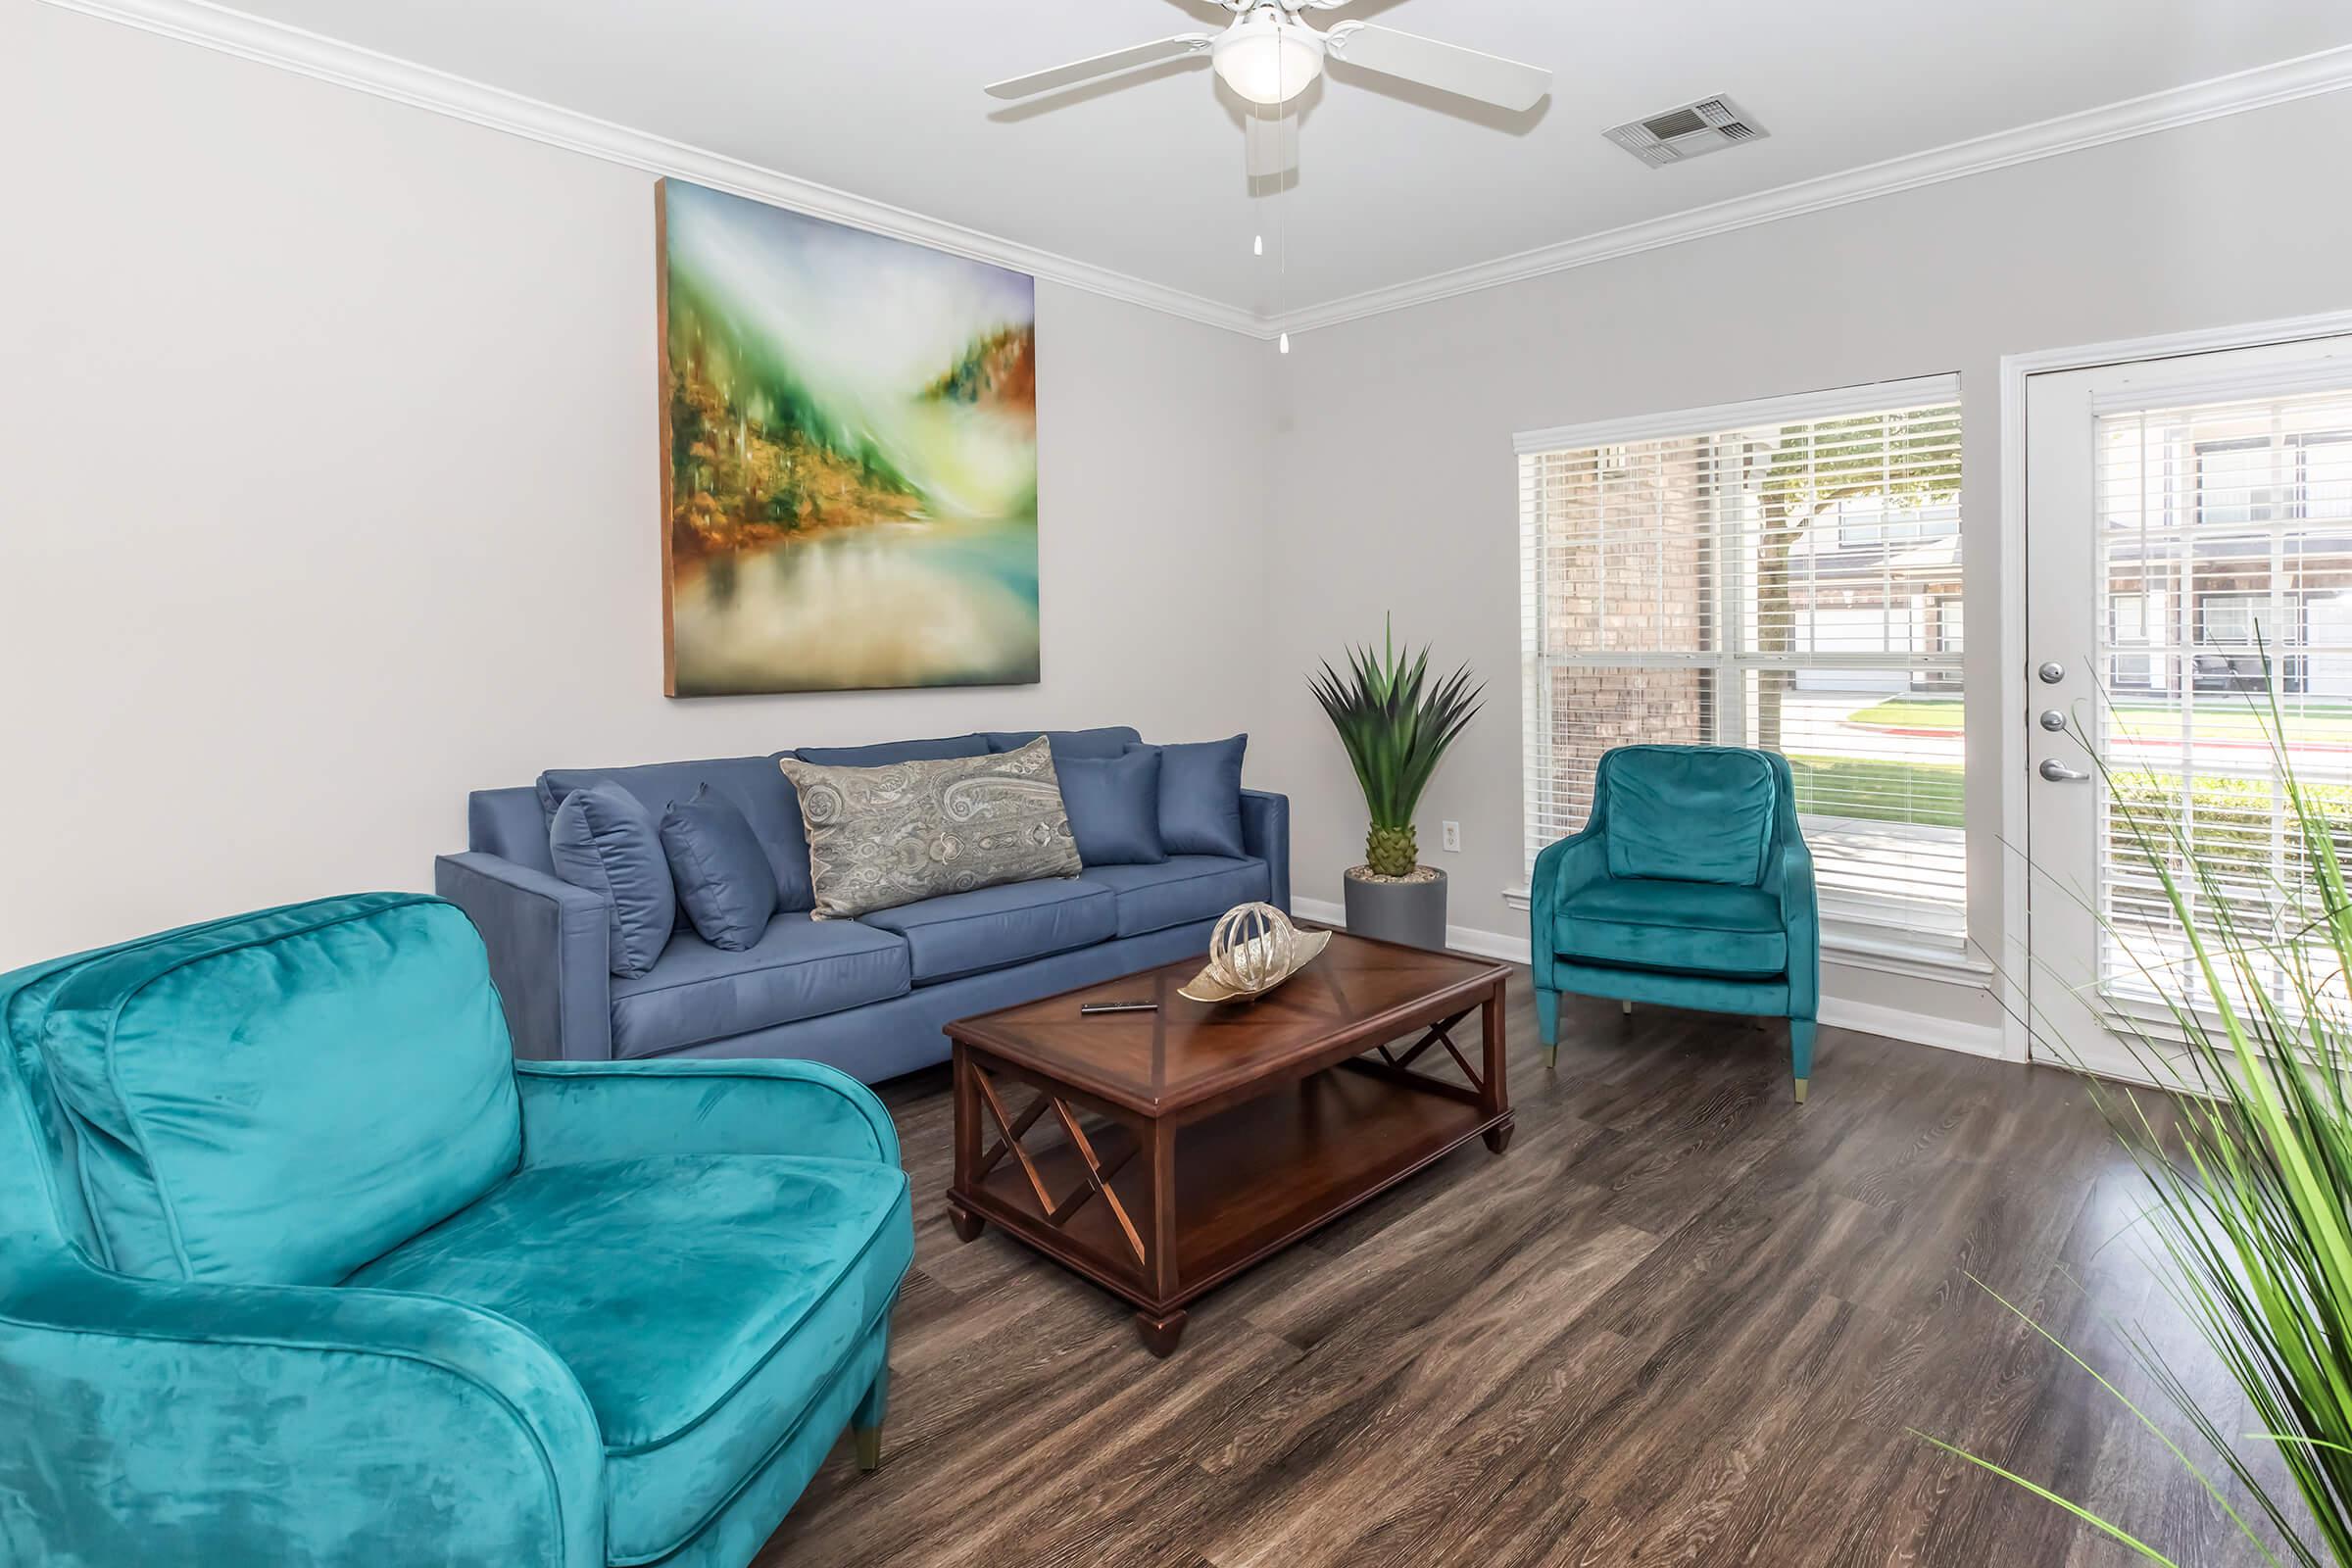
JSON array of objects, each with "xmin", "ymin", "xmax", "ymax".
[{"xmin": 1441, "ymin": 820, "xmax": 1461, "ymax": 853}]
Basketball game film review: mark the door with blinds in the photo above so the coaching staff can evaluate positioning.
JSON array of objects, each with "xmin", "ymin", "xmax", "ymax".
[
  {"xmin": 2024, "ymin": 335, "xmax": 2352, "ymax": 1076},
  {"xmin": 1518, "ymin": 377, "xmax": 1967, "ymax": 958}
]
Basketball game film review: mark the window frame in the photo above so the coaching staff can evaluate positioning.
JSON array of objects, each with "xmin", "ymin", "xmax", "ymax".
[{"xmin": 1511, "ymin": 375, "xmax": 1981, "ymax": 975}]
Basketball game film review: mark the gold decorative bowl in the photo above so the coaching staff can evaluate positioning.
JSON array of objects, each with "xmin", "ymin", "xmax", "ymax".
[{"xmin": 1178, "ymin": 903, "xmax": 1331, "ymax": 1004}]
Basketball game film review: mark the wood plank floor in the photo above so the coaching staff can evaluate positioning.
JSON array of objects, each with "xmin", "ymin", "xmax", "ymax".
[{"xmin": 758, "ymin": 969, "xmax": 2277, "ymax": 1567}]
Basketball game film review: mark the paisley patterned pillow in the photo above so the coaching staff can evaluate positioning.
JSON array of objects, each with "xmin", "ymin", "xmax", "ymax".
[{"xmin": 777, "ymin": 737, "xmax": 1083, "ymax": 919}]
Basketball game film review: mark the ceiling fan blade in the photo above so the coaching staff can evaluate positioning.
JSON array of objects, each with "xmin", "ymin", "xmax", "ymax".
[
  {"xmin": 985, "ymin": 34, "xmax": 1213, "ymax": 100},
  {"xmin": 1321, "ymin": 23, "xmax": 1550, "ymax": 112},
  {"xmin": 1244, "ymin": 111, "xmax": 1297, "ymax": 179}
]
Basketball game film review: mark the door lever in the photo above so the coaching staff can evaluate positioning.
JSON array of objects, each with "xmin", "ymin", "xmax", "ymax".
[{"xmin": 2038, "ymin": 759, "xmax": 2091, "ymax": 782}]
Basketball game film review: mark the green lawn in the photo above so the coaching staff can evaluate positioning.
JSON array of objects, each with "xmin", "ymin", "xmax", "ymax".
[
  {"xmin": 1846, "ymin": 698, "xmax": 1964, "ymax": 730},
  {"xmin": 1850, "ymin": 695, "xmax": 2352, "ymax": 744},
  {"xmin": 1787, "ymin": 750, "xmax": 2352, "ymax": 839},
  {"xmin": 1786, "ymin": 755, "xmax": 1965, "ymax": 831}
]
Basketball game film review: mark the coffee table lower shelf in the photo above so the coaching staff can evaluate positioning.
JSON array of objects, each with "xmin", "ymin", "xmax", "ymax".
[{"xmin": 946, "ymin": 1061, "xmax": 1511, "ymax": 1355}]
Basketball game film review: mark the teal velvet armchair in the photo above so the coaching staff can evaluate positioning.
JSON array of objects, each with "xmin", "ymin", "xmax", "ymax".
[
  {"xmin": 1530, "ymin": 745, "xmax": 1820, "ymax": 1101},
  {"xmin": 0, "ymin": 892, "xmax": 912, "ymax": 1568}
]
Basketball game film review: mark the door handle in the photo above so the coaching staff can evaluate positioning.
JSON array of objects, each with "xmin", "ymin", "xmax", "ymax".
[{"xmin": 2038, "ymin": 759, "xmax": 2090, "ymax": 782}]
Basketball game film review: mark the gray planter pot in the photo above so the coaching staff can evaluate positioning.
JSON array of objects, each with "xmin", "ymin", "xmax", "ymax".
[{"xmin": 1343, "ymin": 868, "xmax": 1449, "ymax": 952}]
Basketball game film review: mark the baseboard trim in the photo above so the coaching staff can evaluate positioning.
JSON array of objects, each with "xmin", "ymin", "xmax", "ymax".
[
  {"xmin": 1817, "ymin": 997, "xmax": 2009, "ymax": 1061},
  {"xmin": 1292, "ymin": 896, "xmax": 1534, "ymax": 968},
  {"xmin": 1297, "ymin": 896, "xmax": 2011, "ymax": 1059}
]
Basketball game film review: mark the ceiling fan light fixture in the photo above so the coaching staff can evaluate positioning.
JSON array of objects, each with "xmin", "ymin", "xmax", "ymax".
[{"xmin": 1212, "ymin": 13, "xmax": 1323, "ymax": 106}]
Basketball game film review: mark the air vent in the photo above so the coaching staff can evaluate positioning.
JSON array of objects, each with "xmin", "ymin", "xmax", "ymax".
[{"xmin": 1605, "ymin": 94, "xmax": 1768, "ymax": 167}]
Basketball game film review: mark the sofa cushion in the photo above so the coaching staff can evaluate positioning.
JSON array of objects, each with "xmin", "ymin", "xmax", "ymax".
[
  {"xmin": 1556, "ymin": 878, "xmax": 1788, "ymax": 976},
  {"xmin": 31, "ymin": 894, "xmax": 519, "ymax": 1285},
  {"xmin": 859, "ymin": 880, "xmax": 1117, "ymax": 985},
  {"xmin": 792, "ymin": 734, "xmax": 987, "ymax": 767},
  {"xmin": 983, "ymin": 726, "xmax": 1143, "ymax": 763},
  {"xmin": 1134, "ymin": 735, "xmax": 1248, "ymax": 858},
  {"xmin": 550, "ymin": 782, "xmax": 676, "ymax": 978},
  {"xmin": 1601, "ymin": 746, "xmax": 1778, "ymax": 888},
  {"xmin": 343, "ymin": 1152, "xmax": 912, "ymax": 1565},
  {"xmin": 609, "ymin": 914, "xmax": 911, "ymax": 1060},
  {"xmin": 537, "ymin": 756, "xmax": 814, "ymax": 914},
  {"xmin": 778, "ymin": 739, "xmax": 1083, "ymax": 920},
  {"xmin": 661, "ymin": 786, "xmax": 779, "ymax": 952},
  {"xmin": 1078, "ymin": 856, "xmax": 1270, "ymax": 938},
  {"xmin": 1057, "ymin": 750, "xmax": 1166, "ymax": 866}
]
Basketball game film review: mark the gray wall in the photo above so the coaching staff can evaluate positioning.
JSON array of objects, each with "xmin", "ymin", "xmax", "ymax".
[
  {"xmin": 1260, "ymin": 88, "xmax": 2352, "ymax": 1032},
  {"xmin": 0, "ymin": 4, "xmax": 1272, "ymax": 963}
]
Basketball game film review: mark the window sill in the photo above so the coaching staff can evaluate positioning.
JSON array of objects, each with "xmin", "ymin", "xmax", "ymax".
[{"xmin": 1501, "ymin": 886, "xmax": 1993, "ymax": 987}]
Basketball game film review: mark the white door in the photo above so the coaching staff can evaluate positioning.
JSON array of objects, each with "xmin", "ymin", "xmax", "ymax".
[{"xmin": 2025, "ymin": 334, "xmax": 2352, "ymax": 1079}]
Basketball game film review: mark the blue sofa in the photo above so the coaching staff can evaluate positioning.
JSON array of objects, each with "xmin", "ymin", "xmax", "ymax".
[
  {"xmin": 0, "ymin": 892, "xmax": 912, "ymax": 1567},
  {"xmin": 437, "ymin": 727, "xmax": 1291, "ymax": 1082}
]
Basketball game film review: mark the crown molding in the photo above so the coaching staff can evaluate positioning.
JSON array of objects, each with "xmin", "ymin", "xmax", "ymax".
[
  {"xmin": 35, "ymin": 0, "xmax": 1267, "ymax": 337},
  {"xmin": 37, "ymin": 0, "xmax": 2352, "ymax": 344},
  {"xmin": 1265, "ymin": 43, "xmax": 2352, "ymax": 338}
]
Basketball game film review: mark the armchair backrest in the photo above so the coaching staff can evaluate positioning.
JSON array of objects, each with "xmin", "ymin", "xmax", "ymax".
[
  {"xmin": 3, "ymin": 894, "xmax": 519, "ymax": 1288},
  {"xmin": 1594, "ymin": 745, "xmax": 1786, "ymax": 888}
]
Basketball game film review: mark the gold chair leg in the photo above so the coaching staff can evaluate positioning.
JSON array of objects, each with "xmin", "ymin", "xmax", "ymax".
[
  {"xmin": 854, "ymin": 1424, "xmax": 882, "ymax": 1472},
  {"xmin": 1621, "ymin": 999, "xmax": 1633, "ymax": 1015},
  {"xmin": 1544, "ymin": 1044, "xmax": 1558, "ymax": 1070},
  {"xmin": 1792, "ymin": 1078, "xmax": 1809, "ymax": 1105}
]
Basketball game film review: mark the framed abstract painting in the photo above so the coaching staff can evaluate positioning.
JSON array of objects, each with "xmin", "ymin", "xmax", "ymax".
[{"xmin": 657, "ymin": 178, "xmax": 1040, "ymax": 695}]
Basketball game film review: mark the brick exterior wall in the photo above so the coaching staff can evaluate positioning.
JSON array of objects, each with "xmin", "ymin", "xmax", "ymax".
[{"xmin": 1526, "ymin": 439, "xmax": 1710, "ymax": 830}]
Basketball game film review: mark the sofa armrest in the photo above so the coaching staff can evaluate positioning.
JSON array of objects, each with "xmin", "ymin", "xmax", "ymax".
[
  {"xmin": 1241, "ymin": 789, "xmax": 1291, "ymax": 912},
  {"xmin": 514, "ymin": 1058, "xmax": 901, "ymax": 1169},
  {"xmin": 1528, "ymin": 827, "xmax": 1608, "ymax": 991},
  {"xmin": 0, "ymin": 1253, "xmax": 605, "ymax": 1567},
  {"xmin": 1776, "ymin": 838, "xmax": 1821, "ymax": 1020},
  {"xmin": 436, "ymin": 852, "xmax": 612, "ymax": 1062}
]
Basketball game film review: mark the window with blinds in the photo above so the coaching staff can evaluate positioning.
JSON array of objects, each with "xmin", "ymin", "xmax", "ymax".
[
  {"xmin": 2094, "ymin": 385, "xmax": 2352, "ymax": 1013},
  {"xmin": 1517, "ymin": 378, "xmax": 1967, "ymax": 950}
]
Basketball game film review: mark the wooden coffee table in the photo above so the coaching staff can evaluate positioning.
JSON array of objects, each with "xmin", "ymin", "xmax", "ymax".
[{"xmin": 944, "ymin": 930, "xmax": 1511, "ymax": 1355}]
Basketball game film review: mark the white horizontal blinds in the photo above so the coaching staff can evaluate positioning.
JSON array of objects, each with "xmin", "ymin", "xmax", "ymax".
[
  {"xmin": 2093, "ymin": 387, "xmax": 2352, "ymax": 1014},
  {"xmin": 1519, "ymin": 437, "xmax": 1717, "ymax": 876},
  {"xmin": 1520, "ymin": 389, "xmax": 1966, "ymax": 948}
]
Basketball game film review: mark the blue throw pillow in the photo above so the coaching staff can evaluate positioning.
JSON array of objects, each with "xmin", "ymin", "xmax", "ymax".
[
  {"xmin": 1132, "ymin": 735, "xmax": 1248, "ymax": 858},
  {"xmin": 983, "ymin": 727, "xmax": 1143, "ymax": 762},
  {"xmin": 549, "ymin": 781, "xmax": 675, "ymax": 977},
  {"xmin": 661, "ymin": 785, "xmax": 780, "ymax": 950},
  {"xmin": 536, "ymin": 758, "xmax": 813, "ymax": 915},
  {"xmin": 1056, "ymin": 750, "xmax": 1167, "ymax": 866},
  {"xmin": 792, "ymin": 734, "xmax": 988, "ymax": 767}
]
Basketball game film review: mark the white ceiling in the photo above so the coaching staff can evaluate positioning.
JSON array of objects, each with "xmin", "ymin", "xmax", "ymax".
[{"xmin": 176, "ymin": 0, "xmax": 2352, "ymax": 313}]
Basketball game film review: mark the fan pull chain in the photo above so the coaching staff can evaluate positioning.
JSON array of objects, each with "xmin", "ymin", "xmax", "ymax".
[{"xmin": 1275, "ymin": 35, "xmax": 1291, "ymax": 355}]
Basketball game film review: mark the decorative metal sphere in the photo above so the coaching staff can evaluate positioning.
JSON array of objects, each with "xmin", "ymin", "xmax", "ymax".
[{"xmin": 1205, "ymin": 903, "xmax": 1299, "ymax": 995}]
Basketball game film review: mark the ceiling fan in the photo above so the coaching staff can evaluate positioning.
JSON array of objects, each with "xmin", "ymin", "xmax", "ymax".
[{"xmin": 986, "ymin": 0, "xmax": 1550, "ymax": 173}]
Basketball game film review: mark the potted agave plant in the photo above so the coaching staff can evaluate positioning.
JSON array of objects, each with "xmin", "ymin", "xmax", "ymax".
[{"xmin": 1309, "ymin": 615, "xmax": 1484, "ymax": 951}]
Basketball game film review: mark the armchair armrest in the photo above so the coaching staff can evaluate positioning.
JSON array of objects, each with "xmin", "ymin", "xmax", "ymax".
[
  {"xmin": 0, "ymin": 1252, "xmax": 604, "ymax": 1567},
  {"xmin": 1527, "ymin": 827, "xmax": 1608, "ymax": 990},
  {"xmin": 1775, "ymin": 838, "xmax": 1821, "ymax": 1020},
  {"xmin": 514, "ymin": 1058, "xmax": 901, "ymax": 1169},
  {"xmin": 1241, "ymin": 789, "xmax": 1291, "ymax": 912},
  {"xmin": 436, "ymin": 852, "xmax": 612, "ymax": 1061}
]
